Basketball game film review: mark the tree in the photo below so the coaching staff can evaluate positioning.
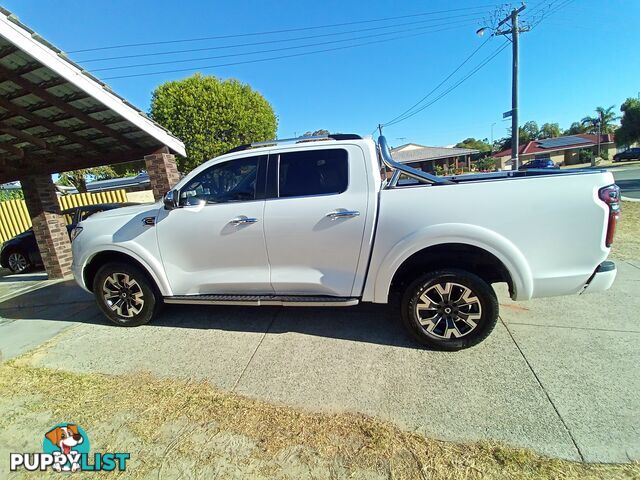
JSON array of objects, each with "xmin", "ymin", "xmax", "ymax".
[
  {"xmin": 563, "ymin": 121, "xmax": 588, "ymax": 135},
  {"xmin": 496, "ymin": 121, "xmax": 539, "ymax": 151},
  {"xmin": 539, "ymin": 122, "xmax": 561, "ymax": 139},
  {"xmin": 303, "ymin": 129, "xmax": 330, "ymax": 136},
  {"xmin": 57, "ymin": 166, "xmax": 118, "ymax": 193},
  {"xmin": 150, "ymin": 74, "xmax": 278, "ymax": 173},
  {"xmin": 455, "ymin": 137, "xmax": 492, "ymax": 153},
  {"xmin": 615, "ymin": 98, "xmax": 640, "ymax": 147},
  {"xmin": 520, "ymin": 121, "xmax": 540, "ymax": 142},
  {"xmin": 581, "ymin": 105, "xmax": 620, "ymax": 134}
]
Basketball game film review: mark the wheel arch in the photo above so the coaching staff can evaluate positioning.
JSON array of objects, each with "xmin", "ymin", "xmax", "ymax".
[
  {"xmin": 82, "ymin": 249, "xmax": 169, "ymax": 296},
  {"xmin": 368, "ymin": 224, "xmax": 533, "ymax": 303}
]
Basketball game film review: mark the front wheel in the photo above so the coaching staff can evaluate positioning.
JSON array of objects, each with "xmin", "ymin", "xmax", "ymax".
[
  {"xmin": 401, "ymin": 269, "xmax": 499, "ymax": 351},
  {"xmin": 93, "ymin": 262, "xmax": 160, "ymax": 327}
]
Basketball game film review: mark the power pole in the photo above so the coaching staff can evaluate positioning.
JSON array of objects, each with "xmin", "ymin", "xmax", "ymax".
[{"xmin": 494, "ymin": 4, "xmax": 529, "ymax": 170}]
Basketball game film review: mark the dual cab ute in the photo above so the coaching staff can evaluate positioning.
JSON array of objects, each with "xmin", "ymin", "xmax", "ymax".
[{"xmin": 71, "ymin": 134, "xmax": 620, "ymax": 350}]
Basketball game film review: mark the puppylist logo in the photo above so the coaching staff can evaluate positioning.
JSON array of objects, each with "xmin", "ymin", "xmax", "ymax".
[{"xmin": 9, "ymin": 423, "xmax": 130, "ymax": 473}]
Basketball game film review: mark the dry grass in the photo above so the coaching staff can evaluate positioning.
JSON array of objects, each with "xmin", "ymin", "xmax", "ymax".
[
  {"xmin": 611, "ymin": 201, "xmax": 640, "ymax": 261},
  {"xmin": 0, "ymin": 362, "xmax": 637, "ymax": 479}
]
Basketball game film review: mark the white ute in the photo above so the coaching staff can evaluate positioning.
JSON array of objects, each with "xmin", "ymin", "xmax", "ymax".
[{"xmin": 71, "ymin": 134, "xmax": 620, "ymax": 350}]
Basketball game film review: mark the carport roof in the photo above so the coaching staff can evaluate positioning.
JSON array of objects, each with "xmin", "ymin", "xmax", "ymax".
[{"xmin": 0, "ymin": 7, "xmax": 186, "ymax": 183}]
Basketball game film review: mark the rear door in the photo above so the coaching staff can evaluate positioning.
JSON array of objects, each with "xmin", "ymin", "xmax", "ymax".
[{"xmin": 263, "ymin": 146, "xmax": 369, "ymax": 296}]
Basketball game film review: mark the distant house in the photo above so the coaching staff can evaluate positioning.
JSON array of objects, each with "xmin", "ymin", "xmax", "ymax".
[
  {"xmin": 391, "ymin": 143, "xmax": 479, "ymax": 173},
  {"xmin": 493, "ymin": 133, "xmax": 618, "ymax": 167}
]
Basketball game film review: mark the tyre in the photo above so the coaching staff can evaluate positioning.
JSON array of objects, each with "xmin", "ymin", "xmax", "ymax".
[
  {"xmin": 93, "ymin": 262, "xmax": 160, "ymax": 327},
  {"xmin": 6, "ymin": 250, "xmax": 31, "ymax": 274},
  {"xmin": 401, "ymin": 269, "xmax": 498, "ymax": 351}
]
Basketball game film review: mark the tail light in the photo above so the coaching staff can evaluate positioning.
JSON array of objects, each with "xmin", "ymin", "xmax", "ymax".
[{"xmin": 598, "ymin": 184, "xmax": 621, "ymax": 247}]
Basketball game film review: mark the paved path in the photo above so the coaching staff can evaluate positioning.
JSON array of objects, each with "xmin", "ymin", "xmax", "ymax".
[{"xmin": 0, "ymin": 262, "xmax": 638, "ymax": 463}]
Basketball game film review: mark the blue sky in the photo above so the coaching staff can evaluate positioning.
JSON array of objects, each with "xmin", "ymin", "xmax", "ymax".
[{"xmin": 3, "ymin": 0, "xmax": 639, "ymax": 147}]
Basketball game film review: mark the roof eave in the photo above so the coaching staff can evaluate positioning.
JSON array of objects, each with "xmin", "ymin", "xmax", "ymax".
[{"xmin": 0, "ymin": 12, "xmax": 186, "ymax": 157}]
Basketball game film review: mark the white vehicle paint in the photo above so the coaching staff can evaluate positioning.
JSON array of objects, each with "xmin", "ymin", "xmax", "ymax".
[{"xmin": 71, "ymin": 134, "xmax": 619, "ymax": 349}]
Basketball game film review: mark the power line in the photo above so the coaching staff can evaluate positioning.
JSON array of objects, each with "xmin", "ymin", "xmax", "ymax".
[
  {"xmin": 69, "ymin": 4, "xmax": 502, "ymax": 54},
  {"xmin": 382, "ymin": 36, "xmax": 493, "ymax": 127},
  {"xmin": 102, "ymin": 24, "xmax": 472, "ymax": 80},
  {"xmin": 527, "ymin": 0, "xmax": 575, "ymax": 29},
  {"xmin": 384, "ymin": 41, "xmax": 510, "ymax": 128},
  {"xmin": 81, "ymin": 13, "xmax": 484, "ymax": 64},
  {"xmin": 91, "ymin": 19, "xmax": 480, "ymax": 72}
]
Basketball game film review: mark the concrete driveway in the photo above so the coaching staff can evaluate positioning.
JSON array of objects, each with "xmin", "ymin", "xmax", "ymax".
[{"xmin": 0, "ymin": 261, "xmax": 638, "ymax": 464}]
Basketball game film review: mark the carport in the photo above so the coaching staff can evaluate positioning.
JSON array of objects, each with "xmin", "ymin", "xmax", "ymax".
[{"xmin": 0, "ymin": 9, "xmax": 186, "ymax": 279}]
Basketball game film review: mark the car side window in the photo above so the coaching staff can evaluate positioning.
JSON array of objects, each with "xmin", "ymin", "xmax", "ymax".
[
  {"xmin": 180, "ymin": 156, "xmax": 260, "ymax": 206},
  {"xmin": 278, "ymin": 149, "xmax": 348, "ymax": 198}
]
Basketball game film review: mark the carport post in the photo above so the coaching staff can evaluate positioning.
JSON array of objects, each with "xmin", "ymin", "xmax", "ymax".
[
  {"xmin": 144, "ymin": 150, "xmax": 180, "ymax": 201},
  {"xmin": 20, "ymin": 174, "xmax": 72, "ymax": 279}
]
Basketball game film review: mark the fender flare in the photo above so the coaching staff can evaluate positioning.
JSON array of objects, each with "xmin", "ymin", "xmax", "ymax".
[
  {"xmin": 82, "ymin": 244, "xmax": 172, "ymax": 296},
  {"xmin": 370, "ymin": 223, "xmax": 533, "ymax": 302}
]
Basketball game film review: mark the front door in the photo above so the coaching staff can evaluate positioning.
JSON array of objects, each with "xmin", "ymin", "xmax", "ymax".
[
  {"xmin": 156, "ymin": 154, "xmax": 272, "ymax": 296},
  {"xmin": 263, "ymin": 146, "xmax": 369, "ymax": 297}
]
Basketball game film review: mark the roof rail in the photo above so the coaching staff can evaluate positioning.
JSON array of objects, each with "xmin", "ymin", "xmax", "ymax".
[{"xmin": 224, "ymin": 133, "xmax": 362, "ymax": 154}]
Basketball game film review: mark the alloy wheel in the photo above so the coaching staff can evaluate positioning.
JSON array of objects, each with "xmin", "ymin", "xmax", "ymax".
[
  {"xmin": 415, "ymin": 282, "xmax": 482, "ymax": 339},
  {"xmin": 8, "ymin": 252, "xmax": 28, "ymax": 273},
  {"xmin": 102, "ymin": 273, "xmax": 145, "ymax": 318}
]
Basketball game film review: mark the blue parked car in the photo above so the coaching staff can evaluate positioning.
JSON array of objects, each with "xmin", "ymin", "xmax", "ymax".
[
  {"xmin": 519, "ymin": 158, "xmax": 559, "ymax": 170},
  {"xmin": 0, "ymin": 203, "xmax": 131, "ymax": 274}
]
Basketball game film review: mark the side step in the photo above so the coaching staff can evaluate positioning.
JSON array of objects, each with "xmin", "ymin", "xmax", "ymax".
[{"xmin": 163, "ymin": 294, "xmax": 359, "ymax": 307}]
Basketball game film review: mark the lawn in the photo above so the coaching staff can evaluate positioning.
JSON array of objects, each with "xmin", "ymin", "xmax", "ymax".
[
  {"xmin": 611, "ymin": 201, "xmax": 640, "ymax": 261},
  {"xmin": 0, "ymin": 361, "xmax": 637, "ymax": 479}
]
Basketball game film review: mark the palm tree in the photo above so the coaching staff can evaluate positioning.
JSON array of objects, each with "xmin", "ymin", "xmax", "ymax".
[
  {"xmin": 581, "ymin": 105, "xmax": 620, "ymax": 134},
  {"xmin": 581, "ymin": 105, "xmax": 620, "ymax": 166}
]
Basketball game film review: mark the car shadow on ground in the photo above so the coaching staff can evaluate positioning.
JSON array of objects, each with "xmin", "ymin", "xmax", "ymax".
[{"xmin": 0, "ymin": 280, "xmax": 422, "ymax": 349}]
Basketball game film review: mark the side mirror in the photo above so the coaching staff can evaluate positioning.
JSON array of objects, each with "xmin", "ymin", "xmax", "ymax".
[{"xmin": 163, "ymin": 190, "xmax": 179, "ymax": 210}]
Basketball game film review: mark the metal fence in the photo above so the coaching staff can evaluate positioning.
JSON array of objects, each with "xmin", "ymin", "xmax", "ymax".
[{"xmin": 0, "ymin": 189, "xmax": 127, "ymax": 243}]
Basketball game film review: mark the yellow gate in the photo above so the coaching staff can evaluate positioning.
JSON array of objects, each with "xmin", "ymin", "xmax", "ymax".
[{"xmin": 0, "ymin": 189, "xmax": 127, "ymax": 243}]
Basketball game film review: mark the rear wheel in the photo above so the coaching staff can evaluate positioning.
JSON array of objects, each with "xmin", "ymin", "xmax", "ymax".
[
  {"xmin": 7, "ymin": 250, "xmax": 31, "ymax": 274},
  {"xmin": 401, "ymin": 269, "xmax": 498, "ymax": 351},
  {"xmin": 93, "ymin": 262, "xmax": 160, "ymax": 326}
]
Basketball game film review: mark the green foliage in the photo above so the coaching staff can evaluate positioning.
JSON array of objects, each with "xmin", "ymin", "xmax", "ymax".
[
  {"xmin": 615, "ymin": 98, "xmax": 640, "ymax": 147},
  {"xmin": 57, "ymin": 166, "xmax": 118, "ymax": 193},
  {"xmin": 455, "ymin": 137, "xmax": 491, "ymax": 153},
  {"xmin": 0, "ymin": 188, "xmax": 23, "ymax": 201},
  {"xmin": 581, "ymin": 105, "xmax": 620, "ymax": 134},
  {"xmin": 579, "ymin": 149, "xmax": 594, "ymax": 164},
  {"xmin": 520, "ymin": 121, "xmax": 540, "ymax": 143},
  {"xmin": 474, "ymin": 157, "xmax": 496, "ymax": 171},
  {"xmin": 539, "ymin": 122, "xmax": 561, "ymax": 139},
  {"xmin": 563, "ymin": 122, "xmax": 588, "ymax": 135},
  {"xmin": 150, "ymin": 74, "xmax": 278, "ymax": 173}
]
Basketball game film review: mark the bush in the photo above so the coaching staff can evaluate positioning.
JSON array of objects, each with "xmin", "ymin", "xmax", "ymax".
[
  {"xmin": 150, "ymin": 74, "xmax": 278, "ymax": 173},
  {"xmin": 579, "ymin": 149, "xmax": 594, "ymax": 164}
]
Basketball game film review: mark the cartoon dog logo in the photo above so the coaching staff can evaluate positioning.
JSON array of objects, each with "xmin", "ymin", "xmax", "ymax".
[{"xmin": 44, "ymin": 424, "xmax": 84, "ymax": 472}]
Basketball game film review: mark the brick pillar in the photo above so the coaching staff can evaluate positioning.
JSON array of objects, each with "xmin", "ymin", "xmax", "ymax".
[
  {"xmin": 144, "ymin": 152, "xmax": 180, "ymax": 201},
  {"xmin": 20, "ymin": 174, "xmax": 72, "ymax": 279}
]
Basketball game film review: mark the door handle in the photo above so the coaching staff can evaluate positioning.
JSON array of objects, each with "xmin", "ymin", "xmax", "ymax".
[
  {"xmin": 229, "ymin": 216, "xmax": 258, "ymax": 225},
  {"xmin": 326, "ymin": 210, "xmax": 360, "ymax": 219}
]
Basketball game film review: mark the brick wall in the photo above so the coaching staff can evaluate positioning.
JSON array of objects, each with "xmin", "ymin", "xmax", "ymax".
[
  {"xmin": 20, "ymin": 174, "xmax": 72, "ymax": 279},
  {"xmin": 144, "ymin": 153, "xmax": 180, "ymax": 201}
]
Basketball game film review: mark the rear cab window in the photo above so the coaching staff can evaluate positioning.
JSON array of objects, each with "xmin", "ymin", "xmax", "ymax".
[{"xmin": 277, "ymin": 149, "xmax": 348, "ymax": 198}]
